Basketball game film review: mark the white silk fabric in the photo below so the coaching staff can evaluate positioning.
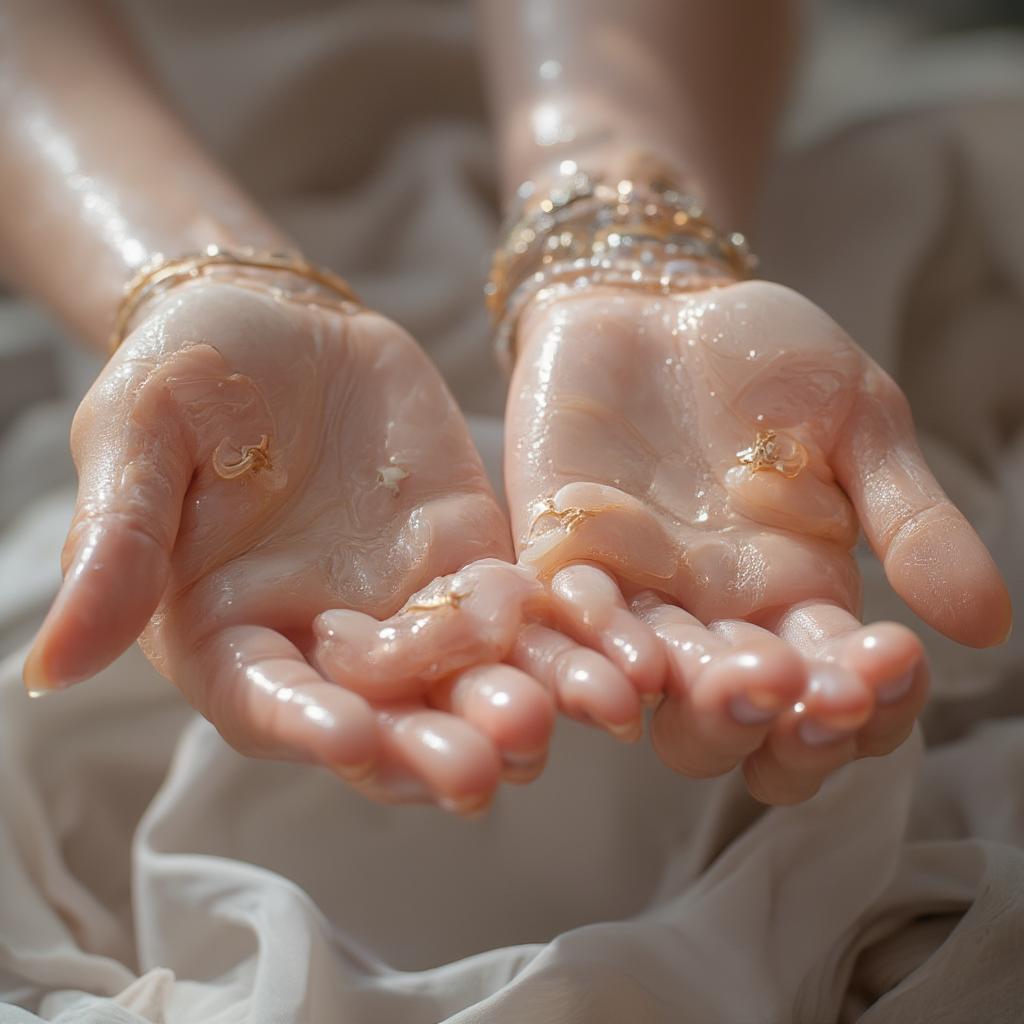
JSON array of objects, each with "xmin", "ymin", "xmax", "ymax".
[{"xmin": 2, "ymin": 2, "xmax": 1023, "ymax": 1021}]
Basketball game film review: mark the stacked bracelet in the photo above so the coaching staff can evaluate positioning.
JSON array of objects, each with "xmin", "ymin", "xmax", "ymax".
[
  {"xmin": 109, "ymin": 244, "xmax": 362, "ymax": 354},
  {"xmin": 486, "ymin": 159, "xmax": 756, "ymax": 370}
]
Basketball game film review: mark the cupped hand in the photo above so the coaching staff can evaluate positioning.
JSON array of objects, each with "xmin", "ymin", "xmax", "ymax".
[
  {"xmin": 503, "ymin": 279, "xmax": 1012, "ymax": 803},
  {"xmin": 23, "ymin": 276, "xmax": 564, "ymax": 811}
]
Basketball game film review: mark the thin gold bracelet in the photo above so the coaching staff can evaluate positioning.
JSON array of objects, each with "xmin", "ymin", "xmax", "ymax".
[{"xmin": 109, "ymin": 244, "xmax": 362, "ymax": 354}]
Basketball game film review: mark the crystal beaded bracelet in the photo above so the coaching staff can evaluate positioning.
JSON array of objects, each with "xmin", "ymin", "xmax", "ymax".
[{"xmin": 486, "ymin": 158, "xmax": 757, "ymax": 370}]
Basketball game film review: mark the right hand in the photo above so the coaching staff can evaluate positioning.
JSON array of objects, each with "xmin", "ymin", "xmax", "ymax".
[{"xmin": 23, "ymin": 274, "xmax": 563, "ymax": 813}]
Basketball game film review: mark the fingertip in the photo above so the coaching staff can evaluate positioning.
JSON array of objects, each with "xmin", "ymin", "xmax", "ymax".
[
  {"xmin": 21, "ymin": 644, "xmax": 76, "ymax": 697},
  {"xmin": 558, "ymin": 647, "xmax": 642, "ymax": 733},
  {"xmin": 801, "ymin": 663, "xmax": 873, "ymax": 728},
  {"xmin": 312, "ymin": 610, "xmax": 424, "ymax": 700},
  {"xmin": 385, "ymin": 710, "xmax": 503, "ymax": 808},
  {"xmin": 838, "ymin": 621, "xmax": 925, "ymax": 691},
  {"xmin": 313, "ymin": 607, "xmax": 374, "ymax": 642},
  {"xmin": 443, "ymin": 665, "xmax": 557, "ymax": 755},
  {"xmin": 26, "ymin": 520, "xmax": 170, "ymax": 690},
  {"xmin": 886, "ymin": 510, "xmax": 1013, "ymax": 648},
  {"xmin": 699, "ymin": 643, "xmax": 807, "ymax": 713},
  {"xmin": 307, "ymin": 692, "xmax": 382, "ymax": 771}
]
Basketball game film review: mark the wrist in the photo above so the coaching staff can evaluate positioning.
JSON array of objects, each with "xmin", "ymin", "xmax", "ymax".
[
  {"xmin": 499, "ymin": 128, "xmax": 751, "ymax": 231},
  {"xmin": 111, "ymin": 246, "xmax": 363, "ymax": 356},
  {"xmin": 504, "ymin": 141, "xmax": 705, "ymax": 215},
  {"xmin": 487, "ymin": 152, "xmax": 753, "ymax": 371}
]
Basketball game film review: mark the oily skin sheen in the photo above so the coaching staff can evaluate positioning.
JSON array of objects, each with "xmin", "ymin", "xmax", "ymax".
[
  {"xmin": 26, "ymin": 277, "xmax": 587, "ymax": 812},
  {"xmin": 504, "ymin": 280, "xmax": 1011, "ymax": 802},
  {"xmin": 9, "ymin": 3, "xmax": 1012, "ymax": 812},
  {"xmin": 304, "ymin": 278, "xmax": 1011, "ymax": 805}
]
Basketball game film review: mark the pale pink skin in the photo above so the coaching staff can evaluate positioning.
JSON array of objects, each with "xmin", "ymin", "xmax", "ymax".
[
  {"xmin": 9, "ymin": 2, "xmax": 1013, "ymax": 812},
  {"xmin": 503, "ymin": 281, "xmax": 1011, "ymax": 803},
  {"xmin": 24, "ymin": 276, "xmax": 594, "ymax": 813},
  {"xmin": 311, "ymin": 278, "xmax": 1011, "ymax": 806}
]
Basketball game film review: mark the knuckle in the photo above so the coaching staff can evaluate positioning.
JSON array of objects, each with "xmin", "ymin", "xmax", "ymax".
[
  {"xmin": 549, "ymin": 640, "xmax": 588, "ymax": 680},
  {"xmin": 68, "ymin": 506, "xmax": 167, "ymax": 553}
]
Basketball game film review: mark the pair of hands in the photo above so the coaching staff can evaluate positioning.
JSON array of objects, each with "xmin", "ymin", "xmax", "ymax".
[{"xmin": 24, "ymin": 273, "xmax": 1011, "ymax": 812}]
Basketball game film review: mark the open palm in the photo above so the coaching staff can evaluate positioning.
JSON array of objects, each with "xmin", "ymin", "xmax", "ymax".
[
  {"xmin": 26, "ymin": 277, "xmax": 558, "ymax": 810},
  {"xmin": 504, "ymin": 280, "xmax": 1011, "ymax": 802}
]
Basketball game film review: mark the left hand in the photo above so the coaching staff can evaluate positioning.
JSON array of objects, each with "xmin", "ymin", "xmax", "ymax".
[{"xmin": 503, "ymin": 279, "xmax": 1012, "ymax": 804}]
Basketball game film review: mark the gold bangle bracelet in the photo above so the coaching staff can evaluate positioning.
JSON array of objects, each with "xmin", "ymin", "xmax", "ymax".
[
  {"xmin": 109, "ymin": 244, "xmax": 362, "ymax": 354},
  {"xmin": 485, "ymin": 157, "xmax": 757, "ymax": 369}
]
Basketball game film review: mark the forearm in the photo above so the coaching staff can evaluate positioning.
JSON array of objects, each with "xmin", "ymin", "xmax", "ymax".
[
  {"xmin": 475, "ymin": 0, "xmax": 799, "ymax": 229},
  {"xmin": 0, "ymin": 0, "xmax": 289, "ymax": 354}
]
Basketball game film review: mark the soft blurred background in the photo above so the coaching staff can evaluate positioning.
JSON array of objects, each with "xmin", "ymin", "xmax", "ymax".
[{"xmin": 1, "ymin": 4, "xmax": 1023, "ymax": 1015}]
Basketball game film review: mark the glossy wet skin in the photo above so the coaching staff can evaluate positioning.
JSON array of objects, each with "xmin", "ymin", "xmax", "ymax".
[
  {"xmin": 304, "ymin": 278, "xmax": 1010, "ymax": 806},
  {"xmin": 24, "ymin": 277, "xmax": 580, "ymax": 811},
  {"xmin": 9, "ymin": 1, "xmax": 1012, "ymax": 814},
  {"xmin": 501, "ymin": 280, "xmax": 1010, "ymax": 801},
  {"xmin": 20, "ymin": 270, "xmax": 1013, "ymax": 811}
]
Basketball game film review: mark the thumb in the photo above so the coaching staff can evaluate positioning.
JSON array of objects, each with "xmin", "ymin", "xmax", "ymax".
[
  {"xmin": 831, "ymin": 366, "xmax": 1012, "ymax": 648},
  {"xmin": 23, "ymin": 363, "xmax": 193, "ymax": 693}
]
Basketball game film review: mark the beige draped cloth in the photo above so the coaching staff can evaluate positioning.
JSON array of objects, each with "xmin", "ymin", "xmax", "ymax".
[{"xmin": 1, "ymin": 2, "xmax": 1022, "ymax": 1021}]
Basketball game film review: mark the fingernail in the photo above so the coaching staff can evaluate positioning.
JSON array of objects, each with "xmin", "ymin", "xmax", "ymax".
[
  {"xmin": 502, "ymin": 749, "xmax": 547, "ymax": 782},
  {"xmin": 808, "ymin": 664, "xmax": 863, "ymax": 702},
  {"xmin": 729, "ymin": 694, "xmax": 778, "ymax": 726},
  {"xmin": 332, "ymin": 759, "xmax": 375, "ymax": 783},
  {"xmin": 25, "ymin": 687, "xmax": 56, "ymax": 700},
  {"xmin": 503, "ymin": 760, "xmax": 545, "ymax": 784},
  {"xmin": 22, "ymin": 647, "xmax": 73, "ymax": 698},
  {"xmin": 876, "ymin": 669, "xmax": 914, "ymax": 705},
  {"xmin": 798, "ymin": 718, "xmax": 850, "ymax": 746},
  {"xmin": 439, "ymin": 793, "xmax": 493, "ymax": 819},
  {"xmin": 599, "ymin": 717, "xmax": 643, "ymax": 743},
  {"xmin": 503, "ymin": 747, "xmax": 548, "ymax": 767}
]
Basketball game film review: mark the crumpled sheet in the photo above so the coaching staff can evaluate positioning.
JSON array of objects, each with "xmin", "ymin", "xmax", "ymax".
[{"xmin": 1, "ymin": 2, "xmax": 1023, "ymax": 1021}]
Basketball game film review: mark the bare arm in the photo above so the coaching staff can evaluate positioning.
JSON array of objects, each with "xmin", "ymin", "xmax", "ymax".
[
  {"xmin": 475, "ymin": 0, "xmax": 799, "ymax": 228},
  {"xmin": 0, "ymin": 0, "xmax": 289, "ymax": 353}
]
